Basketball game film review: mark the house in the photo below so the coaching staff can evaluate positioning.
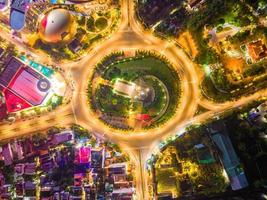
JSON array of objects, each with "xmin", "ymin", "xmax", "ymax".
[
  {"xmin": 245, "ymin": 39, "xmax": 267, "ymax": 63},
  {"xmin": 13, "ymin": 140, "xmax": 24, "ymax": 160},
  {"xmin": 21, "ymin": 138, "xmax": 35, "ymax": 158},
  {"xmin": 111, "ymin": 188, "xmax": 134, "ymax": 200},
  {"xmin": 24, "ymin": 163, "xmax": 36, "ymax": 175},
  {"xmin": 91, "ymin": 148, "xmax": 105, "ymax": 170},
  {"xmin": 2, "ymin": 143, "xmax": 13, "ymax": 165},
  {"xmin": 15, "ymin": 163, "xmax": 25, "ymax": 175},
  {"xmin": 40, "ymin": 153, "xmax": 54, "ymax": 172},
  {"xmin": 25, "ymin": 181, "xmax": 36, "ymax": 197},
  {"xmin": 1, "ymin": 184, "xmax": 12, "ymax": 199},
  {"xmin": 15, "ymin": 180, "xmax": 24, "ymax": 197},
  {"xmin": 106, "ymin": 163, "xmax": 126, "ymax": 176},
  {"xmin": 68, "ymin": 39, "xmax": 82, "ymax": 53},
  {"xmin": 40, "ymin": 186, "xmax": 53, "ymax": 199},
  {"xmin": 50, "ymin": 130, "xmax": 74, "ymax": 146}
]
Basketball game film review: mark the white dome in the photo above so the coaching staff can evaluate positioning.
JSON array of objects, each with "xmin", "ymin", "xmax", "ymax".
[{"xmin": 39, "ymin": 9, "xmax": 75, "ymax": 43}]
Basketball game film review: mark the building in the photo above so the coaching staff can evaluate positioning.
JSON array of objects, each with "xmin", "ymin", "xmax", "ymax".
[
  {"xmin": 2, "ymin": 143, "xmax": 13, "ymax": 165},
  {"xmin": 0, "ymin": 57, "xmax": 51, "ymax": 113},
  {"xmin": 68, "ymin": 39, "xmax": 82, "ymax": 53},
  {"xmin": 187, "ymin": 0, "xmax": 206, "ymax": 10},
  {"xmin": 0, "ymin": 0, "xmax": 8, "ymax": 10},
  {"xmin": 111, "ymin": 188, "xmax": 134, "ymax": 200},
  {"xmin": 246, "ymin": 39, "xmax": 267, "ymax": 63},
  {"xmin": 10, "ymin": 0, "xmax": 31, "ymax": 30},
  {"xmin": 76, "ymin": 146, "xmax": 91, "ymax": 164},
  {"xmin": 24, "ymin": 163, "xmax": 36, "ymax": 175},
  {"xmin": 1, "ymin": 184, "xmax": 12, "ymax": 199},
  {"xmin": 91, "ymin": 148, "xmax": 104, "ymax": 170},
  {"xmin": 209, "ymin": 121, "xmax": 249, "ymax": 191},
  {"xmin": 24, "ymin": 181, "xmax": 36, "ymax": 197},
  {"xmin": 15, "ymin": 163, "xmax": 25, "ymax": 175},
  {"xmin": 194, "ymin": 143, "xmax": 215, "ymax": 164},
  {"xmin": 248, "ymin": 101, "xmax": 267, "ymax": 128},
  {"xmin": 50, "ymin": 130, "xmax": 74, "ymax": 146},
  {"xmin": 25, "ymin": 2, "xmax": 51, "ymax": 33},
  {"xmin": 39, "ymin": 8, "xmax": 76, "ymax": 44}
]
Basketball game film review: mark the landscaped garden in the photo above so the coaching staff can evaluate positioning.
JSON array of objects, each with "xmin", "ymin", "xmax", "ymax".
[
  {"xmin": 138, "ymin": 0, "xmax": 267, "ymax": 103},
  {"xmin": 186, "ymin": 0, "xmax": 267, "ymax": 102},
  {"xmin": 152, "ymin": 127, "xmax": 228, "ymax": 199},
  {"xmin": 88, "ymin": 51, "xmax": 181, "ymax": 131}
]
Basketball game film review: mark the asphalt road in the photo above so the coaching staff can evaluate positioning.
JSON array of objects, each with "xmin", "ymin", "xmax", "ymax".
[{"xmin": 0, "ymin": 0, "xmax": 267, "ymax": 199}]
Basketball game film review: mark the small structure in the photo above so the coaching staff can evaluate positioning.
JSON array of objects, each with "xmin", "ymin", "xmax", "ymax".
[
  {"xmin": 68, "ymin": 39, "xmax": 82, "ymax": 53},
  {"xmin": 248, "ymin": 102, "xmax": 267, "ymax": 129},
  {"xmin": 194, "ymin": 143, "xmax": 215, "ymax": 164},
  {"xmin": 113, "ymin": 79, "xmax": 152, "ymax": 102}
]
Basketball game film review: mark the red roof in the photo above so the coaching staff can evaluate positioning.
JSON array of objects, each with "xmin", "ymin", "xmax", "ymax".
[
  {"xmin": 136, "ymin": 114, "xmax": 151, "ymax": 121},
  {"xmin": 0, "ymin": 57, "xmax": 51, "ymax": 113},
  {"xmin": 3, "ymin": 88, "xmax": 31, "ymax": 113}
]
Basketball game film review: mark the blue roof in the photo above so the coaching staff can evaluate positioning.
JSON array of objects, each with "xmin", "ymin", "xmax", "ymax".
[{"xmin": 10, "ymin": 9, "xmax": 25, "ymax": 30}]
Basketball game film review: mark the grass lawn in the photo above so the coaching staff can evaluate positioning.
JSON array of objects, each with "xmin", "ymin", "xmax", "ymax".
[
  {"xmin": 95, "ymin": 17, "xmax": 108, "ymax": 30},
  {"xmin": 104, "ymin": 56, "xmax": 180, "ymax": 107},
  {"xmin": 142, "ymin": 76, "xmax": 167, "ymax": 116},
  {"xmin": 95, "ymin": 85, "xmax": 131, "ymax": 116}
]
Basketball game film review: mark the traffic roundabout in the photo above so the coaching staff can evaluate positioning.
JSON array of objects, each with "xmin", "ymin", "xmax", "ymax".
[{"xmin": 88, "ymin": 50, "xmax": 182, "ymax": 131}]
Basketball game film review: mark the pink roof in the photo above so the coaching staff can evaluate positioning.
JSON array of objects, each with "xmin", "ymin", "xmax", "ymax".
[
  {"xmin": 2, "ymin": 144, "xmax": 13, "ymax": 166},
  {"xmin": 78, "ymin": 146, "xmax": 91, "ymax": 164},
  {"xmin": 9, "ymin": 68, "xmax": 48, "ymax": 105}
]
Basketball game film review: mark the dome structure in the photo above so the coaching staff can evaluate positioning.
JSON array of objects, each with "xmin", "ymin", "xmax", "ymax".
[{"xmin": 39, "ymin": 8, "xmax": 76, "ymax": 44}]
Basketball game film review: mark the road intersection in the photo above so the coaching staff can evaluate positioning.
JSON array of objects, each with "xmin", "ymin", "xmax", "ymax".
[{"xmin": 0, "ymin": 0, "xmax": 267, "ymax": 199}]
